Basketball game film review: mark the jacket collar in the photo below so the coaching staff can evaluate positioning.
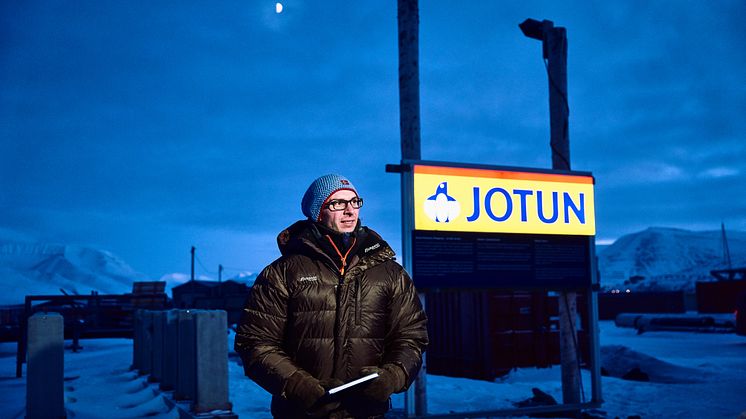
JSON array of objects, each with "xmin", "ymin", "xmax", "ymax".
[{"xmin": 276, "ymin": 220, "xmax": 394, "ymax": 271}]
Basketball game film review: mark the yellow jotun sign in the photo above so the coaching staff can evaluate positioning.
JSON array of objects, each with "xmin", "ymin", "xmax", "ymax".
[{"xmin": 413, "ymin": 164, "xmax": 596, "ymax": 236}]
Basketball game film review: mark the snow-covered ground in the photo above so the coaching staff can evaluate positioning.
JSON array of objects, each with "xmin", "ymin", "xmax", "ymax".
[{"xmin": 1, "ymin": 321, "xmax": 744, "ymax": 418}]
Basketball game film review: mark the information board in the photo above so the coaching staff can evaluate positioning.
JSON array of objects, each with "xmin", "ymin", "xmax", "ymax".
[
  {"xmin": 412, "ymin": 230, "xmax": 591, "ymax": 289},
  {"xmin": 410, "ymin": 162, "xmax": 595, "ymax": 289}
]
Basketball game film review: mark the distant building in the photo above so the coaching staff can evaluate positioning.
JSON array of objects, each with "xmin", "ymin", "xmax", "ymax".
[
  {"xmin": 171, "ymin": 280, "xmax": 250, "ymax": 325},
  {"xmin": 131, "ymin": 281, "xmax": 169, "ymax": 309}
]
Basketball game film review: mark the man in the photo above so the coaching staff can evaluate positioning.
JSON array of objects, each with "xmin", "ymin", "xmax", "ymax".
[{"xmin": 235, "ymin": 173, "xmax": 428, "ymax": 418}]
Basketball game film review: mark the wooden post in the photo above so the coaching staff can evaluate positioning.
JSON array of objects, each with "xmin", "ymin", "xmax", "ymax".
[
  {"xmin": 398, "ymin": 0, "xmax": 425, "ymax": 416},
  {"xmin": 398, "ymin": 0, "xmax": 421, "ymax": 161},
  {"xmin": 521, "ymin": 17, "xmax": 580, "ymax": 405},
  {"xmin": 544, "ymin": 21, "xmax": 581, "ymax": 405}
]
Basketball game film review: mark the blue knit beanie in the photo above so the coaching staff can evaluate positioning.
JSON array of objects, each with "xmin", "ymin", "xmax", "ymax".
[{"xmin": 301, "ymin": 174, "xmax": 358, "ymax": 221}]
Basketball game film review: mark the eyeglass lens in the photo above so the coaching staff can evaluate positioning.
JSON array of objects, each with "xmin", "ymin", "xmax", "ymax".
[{"xmin": 328, "ymin": 198, "xmax": 363, "ymax": 211}]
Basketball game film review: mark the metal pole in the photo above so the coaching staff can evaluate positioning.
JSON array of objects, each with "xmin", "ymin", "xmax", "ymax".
[
  {"xmin": 398, "ymin": 0, "xmax": 424, "ymax": 415},
  {"xmin": 587, "ymin": 243, "xmax": 602, "ymax": 403}
]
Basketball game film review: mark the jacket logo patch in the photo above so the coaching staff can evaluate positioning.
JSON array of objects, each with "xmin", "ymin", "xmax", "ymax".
[
  {"xmin": 364, "ymin": 243, "xmax": 381, "ymax": 253},
  {"xmin": 299, "ymin": 275, "xmax": 319, "ymax": 283}
]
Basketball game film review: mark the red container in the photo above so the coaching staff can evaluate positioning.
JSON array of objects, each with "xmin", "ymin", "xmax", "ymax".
[
  {"xmin": 696, "ymin": 280, "xmax": 746, "ymax": 313},
  {"xmin": 426, "ymin": 289, "xmax": 589, "ymax": 380}
]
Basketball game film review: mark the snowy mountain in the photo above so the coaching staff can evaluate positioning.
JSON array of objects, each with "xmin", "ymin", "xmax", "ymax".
[
  {"xmin": 0, "ymin": 239, "xmax": 147, "ymax": 305},
  {"xmin": 598, "ymin": 227, "xmax": 746, "ymax": 292},
  {"xmin": 3, "ymin": 226, "xmax": 742, "ymax": 305}
]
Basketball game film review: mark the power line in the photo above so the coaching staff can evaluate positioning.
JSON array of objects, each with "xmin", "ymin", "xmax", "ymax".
[{"xmin": 192, "ymin": 247, "xmax": 254, "ymax": 277}]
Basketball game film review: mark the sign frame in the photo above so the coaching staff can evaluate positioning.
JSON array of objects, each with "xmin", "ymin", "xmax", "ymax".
[
  {"xmin": 402, "ymin": 159, "xmax": 598, "ymax": 291},
  {"xmin": 395, "ymin": 159, "xmax": 602, "ymax": 416}
]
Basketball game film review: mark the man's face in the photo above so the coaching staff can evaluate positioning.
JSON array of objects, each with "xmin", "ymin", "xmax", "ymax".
[{"xmin": 319, "ymin": 189, "xmax": 360, "ymax": 233}]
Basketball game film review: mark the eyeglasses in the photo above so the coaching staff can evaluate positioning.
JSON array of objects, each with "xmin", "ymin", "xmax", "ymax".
[{"xmin": 326, "ymin": 197, "xmax": 364, "ymax": 211}]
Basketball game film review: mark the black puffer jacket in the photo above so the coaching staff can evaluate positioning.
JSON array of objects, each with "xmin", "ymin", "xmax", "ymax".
[{"xmin": 235, "ymin": 220, "xmax": 428, "ymax": 418}]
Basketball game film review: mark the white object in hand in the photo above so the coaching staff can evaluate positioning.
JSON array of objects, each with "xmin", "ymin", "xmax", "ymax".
[{"xmin": 327, "ymin": 372, "xmax": 379, "ymax": 395}]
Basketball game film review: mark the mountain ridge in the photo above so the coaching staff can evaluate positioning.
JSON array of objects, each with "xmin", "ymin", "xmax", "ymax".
[
  {"xmin": 598, "ymin": 226, "xmax": 746, "ymax": 292},
  {"xmin": 1, "ymin": 226, "xmax": 743, "ymax": 304},
  {"xmin": 0, "ymin": 239, "xmax": 147, "ymax": 305}
]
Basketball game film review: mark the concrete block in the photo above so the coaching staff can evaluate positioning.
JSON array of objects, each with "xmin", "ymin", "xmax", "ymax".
[
  {"xmin": 161, "ymin": 309, "xmax": 179, "ymax": 390},
  {"xmin": 175, "ymin": 309, "xmax": 196, "ymax": 401},
  {"xmin": 151, "ymin": 310, "xmax": 165, "ymax": 382},
  {"xmin": 26, "ymin": 312, "xmax": 65, "ymax": 419},
  {"xmin": 140, "ymin": 310, "xmax": 154, "ymax": 375},
  {"xmin": 132, "ymin": 309, "xmax": 142, "ymax": 371},
  {"xmin": 193, "ymin": 310, "xmax": 231, "ymax": 413}
]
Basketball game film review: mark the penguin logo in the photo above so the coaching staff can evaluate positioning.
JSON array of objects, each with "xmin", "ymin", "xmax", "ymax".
[{"xmin": 423, "ymin": 182, "xmax": 460, "ymax": 223}]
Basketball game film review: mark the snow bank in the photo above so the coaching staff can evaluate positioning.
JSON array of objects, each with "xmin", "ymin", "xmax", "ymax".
[{"xmin": 601, "ymin": 344, "xmax": 705, "ymax": 383}]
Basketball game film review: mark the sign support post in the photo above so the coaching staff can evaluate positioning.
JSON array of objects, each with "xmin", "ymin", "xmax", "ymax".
[
  {"xmin": 520, "ymin": 17, "xmax": 582, "ymax": 405},
  {"xmin": 397, "ymin": 0, "xmax": 425, "ymax": 416}
]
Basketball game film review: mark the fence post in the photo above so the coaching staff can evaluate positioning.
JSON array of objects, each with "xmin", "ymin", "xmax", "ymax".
[
  {"xmin": 193, "ymin": 310, "xmax": 232, "ymax": 413},
  {"xmin": 26, "ymin": 312, "xmax": 65, "ymax": 419},
  {"xmin": 175, "ymin": 309, "xmax": 196, "ymax": 401}
]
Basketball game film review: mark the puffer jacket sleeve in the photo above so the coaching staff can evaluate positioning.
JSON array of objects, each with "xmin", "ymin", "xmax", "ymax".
[
  {"xmin": 234, "ymin": 264, "xmax": 299, "ymax": 395},
  {"xmin": 383, "ymin": 267, "xmax": 429, "ymax": 390}
]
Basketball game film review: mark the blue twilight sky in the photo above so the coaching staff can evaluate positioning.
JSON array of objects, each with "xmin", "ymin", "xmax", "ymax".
[{"xmin": 1, "ymin": 1, "xmax": 745, "ymax": 279}]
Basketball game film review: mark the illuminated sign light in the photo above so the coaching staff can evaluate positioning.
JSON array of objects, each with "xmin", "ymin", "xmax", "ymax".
[{"xmin": 414, "ymin": 164, "xmax": 596, "ymax": 236}]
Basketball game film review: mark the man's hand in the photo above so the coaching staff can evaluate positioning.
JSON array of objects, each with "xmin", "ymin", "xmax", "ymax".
[
  {"xmin": 319, "ymin": 378, "xmax": 344, "ymax": 391},
  {"xmin": 306, "ymin": 378, "xmax": 344, "ymax": 417},
  {"xmin": 284, "ymin": 372, "xmax": 343, "ymax": 418},
  {"xmin": 359, "ymin": 364, "xmax": 406, "ymax": 403},
  {"xmin": 283, "ymin": 370, "xmax": 326, "ymax": 411}
]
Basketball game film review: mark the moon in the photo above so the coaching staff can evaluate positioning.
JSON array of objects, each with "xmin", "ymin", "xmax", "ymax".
[{"xmin": 275, "ymin": 3, "xmax": 283, "ymax": 13}]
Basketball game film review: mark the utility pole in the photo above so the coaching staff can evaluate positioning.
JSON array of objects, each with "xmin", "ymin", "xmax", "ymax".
[
  {"xmin": 191, "ymin": 246, "xmax": 195, "ymax": 282},
  {"xmin": 218, "ymin": 264, "xmax": 224, "ymax": 299},
  {"xmin": 722, "ymin": 222, "xmax": 732, "ymax": 270},
  {"xmin": 519, "ymin": 18, "xmax": 581, "ymax": 405},
  {"xmin": 398, "ymin": 0, "xmax": 421, "ymax": 161},
  {"xmin": 398, "ymin": 0, "xmax": 425, "ymax": 416}
]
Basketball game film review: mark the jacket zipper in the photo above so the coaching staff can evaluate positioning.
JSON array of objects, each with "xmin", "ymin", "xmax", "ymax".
[
  {"xmin": 332, "ymin": 277, "xmax": 343, "ymax": 377},
  {"xmin": 324, "ymin": 235, "xmax": 356, "ymax": 275}
]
